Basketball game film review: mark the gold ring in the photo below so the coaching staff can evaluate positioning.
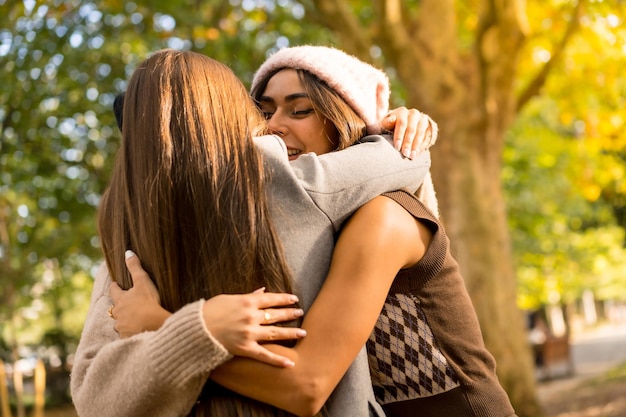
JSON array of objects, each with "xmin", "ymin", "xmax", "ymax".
[
  {"xmin": 107, "ymin": 304, "xmax": 115, "ymax": 319},
  {"xmin": 264, "ymin": 310, "xmax": 271, "ymax": 322}
]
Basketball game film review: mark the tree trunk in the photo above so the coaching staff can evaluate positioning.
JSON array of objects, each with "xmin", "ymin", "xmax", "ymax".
[
  {"xmin": 34, "ymin": 360, "xmax": 46, "ymax": 417},
  {"xmin": 0, "ymin": 361, "xmax": 11, "ymax": 417},
  {"xmin": 310, "ymin": 1, "xmax": 546, "ymax": 415}
]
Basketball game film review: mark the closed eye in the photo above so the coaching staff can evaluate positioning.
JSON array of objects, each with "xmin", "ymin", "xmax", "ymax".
[{"xmin": 292, "ymin": 109, "xmax": 315, "ymax": 117}]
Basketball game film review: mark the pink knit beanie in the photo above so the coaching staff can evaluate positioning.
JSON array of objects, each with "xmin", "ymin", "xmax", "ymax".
[{"xmin": 251, "ymin": 46, "xmax": 390, "ymax": 134}]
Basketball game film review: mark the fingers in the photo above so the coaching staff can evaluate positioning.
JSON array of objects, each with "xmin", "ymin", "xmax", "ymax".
[
  {"xmin": 248, "ymin": 347, "xmax": 296, "ymax": 368},
  {"xmin": 410, "ymin": 111, "xmax": 430, "ymax": 155},
  {"xmin": 381, "ymin": 112, "xmax": 396, "ymax": 128},
  {"xmin": 253, "ymin": 292, "xmax": 300, "ymax": 309},
  {"xmin": 427, "ymin": 118, "xmax": 438, "ymax": 147},
  {"xmin": 413, "ymin": 113, "xmax": 438, "ymax": 153},
  {"xmin": 260, "ymin": 307, "xmax": 304, "ymax": 325},
  {"xmin": 385, "ymin": 107, "xmax": 408, "ymax": 152},
  {"xmin": 385, "ymin": 107, "xmax": 437, "ymax": 159},
  {"xmin": 402, "ymin": 110, "xmax": 422, "ymax": 158},
  {"xmin": 260, "ymin": 325, "xmax": 307, "ymax": 342},
  {"xmin": 124, "ymin": 250, "xmax": 151, "ymax": 287},
  {"xmin": 244, "ymin": 327, "xmax": 307, "ymax": 367},
  {"xmin": 402, "ymin": 109, "xmax": 434, "ymax": 158}
]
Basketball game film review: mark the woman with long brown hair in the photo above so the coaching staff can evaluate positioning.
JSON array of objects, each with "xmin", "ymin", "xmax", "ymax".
[
  {"xmin": 76, "ymin": 49, "xmax": 307, "ymax": 417},
  {"xmin": 71, "ymin": 48, "xmax": 431, "ymax": 417}
]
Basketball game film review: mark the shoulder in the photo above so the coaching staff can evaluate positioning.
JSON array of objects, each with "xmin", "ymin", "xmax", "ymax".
[
  {"xmin": 351, "ymin": 195, "xmax": 414, "ymax": 231},
  {"xmin": 354, "ymin": 195, "xmax": 433, "ymax": 269},
  {"xmin": 347, "ymin": 196, "xmax": 420, "ymax": 248}
]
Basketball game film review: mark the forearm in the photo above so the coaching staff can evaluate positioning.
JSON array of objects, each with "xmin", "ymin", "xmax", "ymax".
[
  {"xmin": 210, "ymin": 347, "xmax": 319, "ymax": 416},
  {"xmin": 211, "ymin": 293, "xmax": 372, "ymax": 417},
  {"xmin": 293, "ymin": 135, "xmax": 430, "ymax": 195}
]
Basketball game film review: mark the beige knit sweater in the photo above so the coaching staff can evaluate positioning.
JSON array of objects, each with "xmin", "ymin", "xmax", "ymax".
[{"xmin": 70, "ymin": 263, "xmax": 232, "ymax": 417}]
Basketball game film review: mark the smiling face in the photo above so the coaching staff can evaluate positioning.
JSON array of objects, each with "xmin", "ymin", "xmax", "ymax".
[{"xmin": 258, "ymin": 69, "xmax": 339, "ymax": 160}]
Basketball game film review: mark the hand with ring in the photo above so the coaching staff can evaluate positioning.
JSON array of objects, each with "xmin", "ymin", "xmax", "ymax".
[
  {"xmin": 117, "ymin": 251, "xmax": 307, "ymax": 367},
  {"xmin": 109, "ymin": 251, "xmax": 171, "ymax": 338},
  {"xmin": 202, "ymin": 290, "xmax": 306, "ymax": 368}
]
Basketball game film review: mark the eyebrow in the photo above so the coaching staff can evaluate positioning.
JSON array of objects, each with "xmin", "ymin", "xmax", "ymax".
[{"xmin": 258, "ymin": 92, "xmax": 309, "ymax": 104}]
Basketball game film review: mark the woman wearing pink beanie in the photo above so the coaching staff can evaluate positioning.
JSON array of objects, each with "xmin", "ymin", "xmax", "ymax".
[
  {"xmin": 210, "ymin": 45, "xmax": 515, "ymax": 417},
  {"xmin": 250, "ymin": 45, "xmax": 440, "ymax": 217}
]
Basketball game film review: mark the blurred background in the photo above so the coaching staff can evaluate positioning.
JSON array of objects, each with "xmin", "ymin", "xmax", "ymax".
[{"xmin": 0, "ymin": 1, "xmax": 624, "ymax": 416}]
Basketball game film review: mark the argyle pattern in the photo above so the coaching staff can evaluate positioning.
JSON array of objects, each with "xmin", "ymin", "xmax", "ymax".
[{"xmin": 366, "ymin": 293, "xmax": 460, "ymax": 404}]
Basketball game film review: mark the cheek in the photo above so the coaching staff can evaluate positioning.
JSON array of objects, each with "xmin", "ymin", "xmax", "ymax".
[
  {"xmin": 316, "ymin": 128, "xmax": 336, "ymax": 155},
  {"xmin": 323, "ymin": 122, "xmax": 339, "ymax": 147}
]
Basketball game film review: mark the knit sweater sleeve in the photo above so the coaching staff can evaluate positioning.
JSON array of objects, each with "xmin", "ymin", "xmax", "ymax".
[{"xmin": 71, "ymin": 264, "xmax": 232, "ymax": 417}]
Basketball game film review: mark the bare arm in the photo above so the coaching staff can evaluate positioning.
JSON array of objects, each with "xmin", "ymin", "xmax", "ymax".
[{"xmin": 210, "ymin": 196, "xmax": 433, "ymax": 416}]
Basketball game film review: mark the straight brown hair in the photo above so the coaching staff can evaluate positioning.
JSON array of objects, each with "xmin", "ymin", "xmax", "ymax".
[{"xmin": 98, "ymin": 49, "xmax": 309, "ymax": 416}]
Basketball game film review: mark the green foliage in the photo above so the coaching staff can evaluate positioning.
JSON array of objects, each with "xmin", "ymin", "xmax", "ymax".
[
  {"xmin": 505, "ymin": 99, "xmax": 626, "ymax": 309},
  {"xmin": 0, "ymin": 0, "xmax": 141, "ymax": 349},
  {"xmin": 504, "ymin": 1, "xmax": 626, "ymax": 311}
]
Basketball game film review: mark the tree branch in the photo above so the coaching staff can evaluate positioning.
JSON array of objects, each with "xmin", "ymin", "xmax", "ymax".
[
  {"xmin": 516, "ymin": 0, "xmax": 585, "ymax": 111},
  {"xmin": 472, "ymin": 0, "xmax": 529, "ymax": 167},
  {"xmin": 374, "ymin": 0, "xmax": 424, "ymax": 59}
]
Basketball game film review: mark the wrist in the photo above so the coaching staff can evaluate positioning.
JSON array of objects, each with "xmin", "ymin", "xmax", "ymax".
[{"xmin": 147, "ymin": 306, "xmax": 171, "ymax": 331}]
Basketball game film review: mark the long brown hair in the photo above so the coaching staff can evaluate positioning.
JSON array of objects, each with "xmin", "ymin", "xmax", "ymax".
[
  {"xmin": 251, "ymin": 68, "xmax": 367, "ymax": 151},
  {"xmin": 98, "ymin": 49, "xmax": 305, "ymax": 416}
]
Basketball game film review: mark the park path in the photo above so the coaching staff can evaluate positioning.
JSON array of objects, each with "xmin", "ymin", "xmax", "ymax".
[{"xmin": 537, "ymin": 321, "xmax": 626, "ymax": 402}]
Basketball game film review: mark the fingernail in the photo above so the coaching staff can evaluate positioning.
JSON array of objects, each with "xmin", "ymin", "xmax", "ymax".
[
  {"xmin": 253, "ymin": 287, "xmax": 266, "ymax": 294},
  {"xmin": 294, "ymin": 309, "xmax": 304, "ymax": 317},
  {"xmin": 289, "ymin": 295, "xmax": 299, "ymax": 303},
  {"xmin": 394, "ymin": 141, "xmax": 401, "ymax": 151},
  {"xmin": 409, "ymin": 150, "xmax": 417, "ymax": 160},
  {"xmin": 402, "ymin": 147, "xmax": 411, "ymax": 158},
  {"xmin": 125, "ymin": 250, "xmax": 135, "ymax": 259},
  {"xmin": 296, "ymin": 329, "xmax": 307, "ymax": 337},
  {"xmin": 284, "ymin": 359, "xmax": 295, "ymax": 368}
]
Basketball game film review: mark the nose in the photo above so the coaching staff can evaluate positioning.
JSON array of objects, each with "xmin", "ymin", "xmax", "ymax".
[{"xmin": 266, "ymin": 112, "xmax": 286, "ymax": 137}]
